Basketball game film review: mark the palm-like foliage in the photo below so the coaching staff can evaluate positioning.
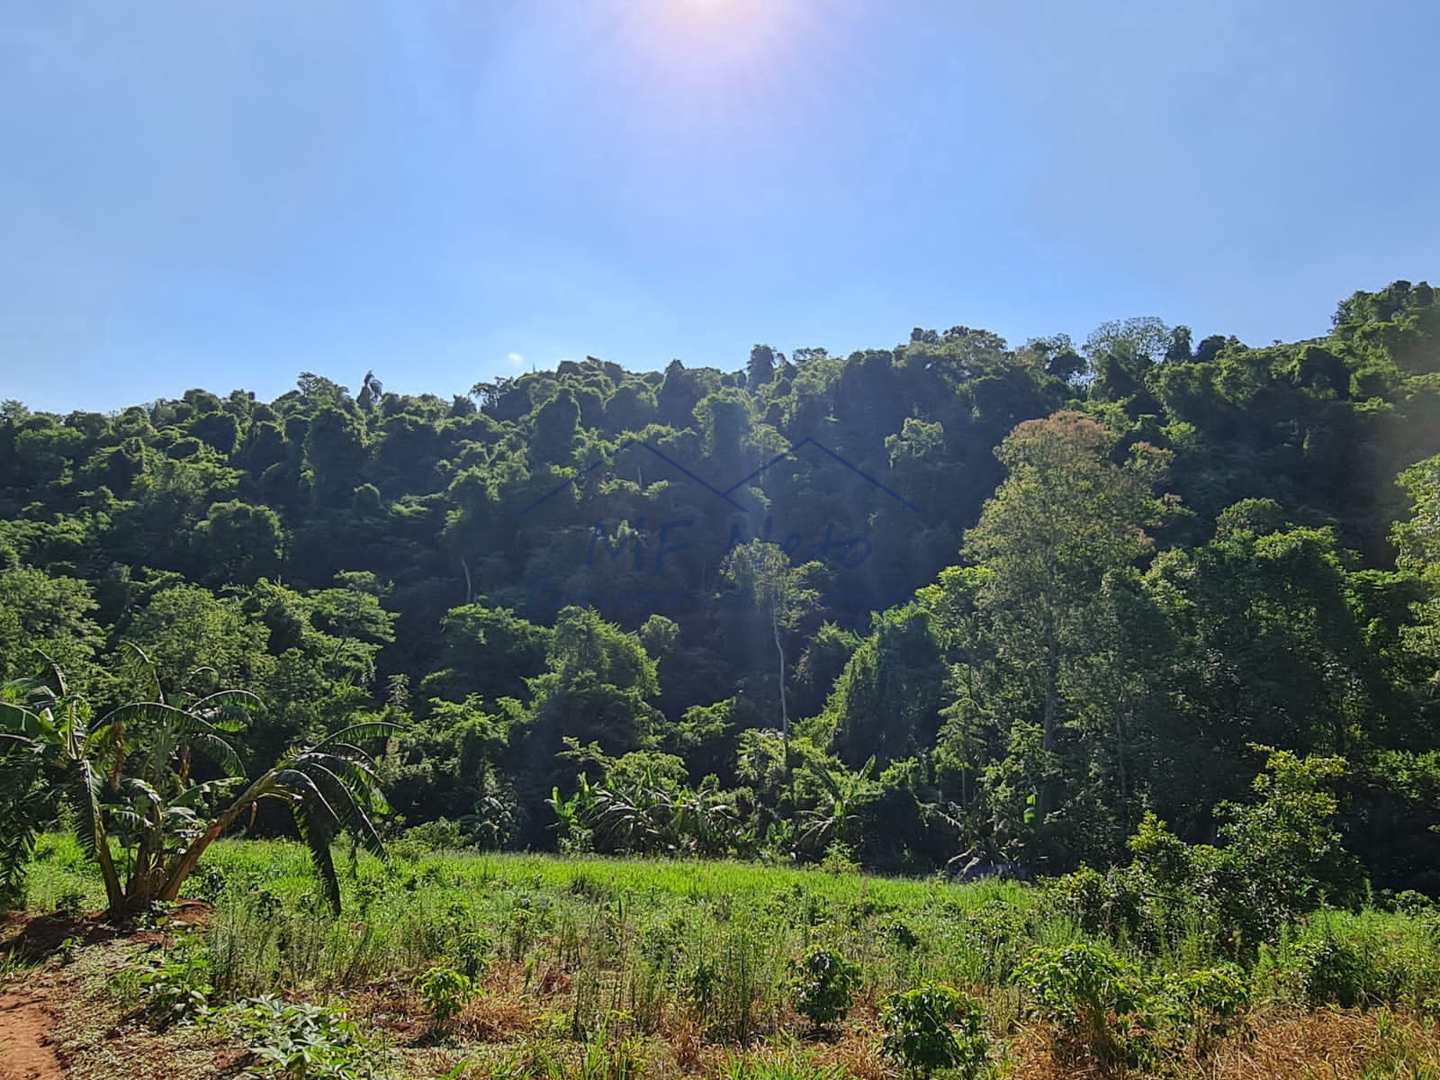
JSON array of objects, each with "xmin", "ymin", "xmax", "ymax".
[
  {"xmin": 669, "ymin": 779, "xmax": 743, "ymax": 857},
  {"xmin": 0, "ymin": 655, "xmax": 396, "ymax": 916},
  {"xmin": 569, "ymin": 764, "xmax": 742, "ymax": 857},
  {"xmin": 188, "ymin": 720, "xmax": 397, "ymax": 913},
  {"xmin": 796, "ymin": 757, "xmax": 877, "ymax": 856},
  {"xmin": 0, "ymin": 667, "xmax": 130, "ymax": 911}
]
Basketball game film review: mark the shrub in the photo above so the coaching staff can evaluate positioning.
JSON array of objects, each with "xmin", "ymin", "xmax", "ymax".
[
  {"xmin": 454, "ymin": 927, "xmax": 493, "ymax": 982},
  {"xmin": 1211, "ymin": 750, "xmax": 1365, "ymax": 944},
  {"xmin": 1393, "ymin": 890, "xmax": 1435, "ymax": 916},
  {"xmin": 1295, "ymin": 932, "xmax": 1367, "ymax": 1007},
  {"xmin": 57, "ymin": 935, "xmax": 81, "ymax": 965},
  {"xmin": 188, "ymin": 862, "xmax": 228, "ymax": 904},
  {"xmin": 53, "ymin": 887, "xmax": 87, "ymax": 917},
  {"xmin": 1045, "ymin": 757, "xmax": 1369, "ymax": 963},
  {"xmin": 1017, "ymin": 943, "xmax": 1139, "ymax": 1067},
  {"xmin": 703, "ymin": 928, "xmax": 775, "ymax": 1044},
  {"xmin": 1138, "ymin": 963, "xmax": 1251, "ymax": 1062},
  {"xmin": 1256, "ymin": 925, "xmax": 1370, "ymax": 1007},
  {"xmin": 884, "ymin": 920, "xmax": 921, "ymax": 950},
  {"xmin": 414, "ymin": 965, "xmax": 472, "ymax": 1030},
  {"xmin": 819, "ymin": 842, "xmax": 860, "ymax": 876},
  {"xmin": 682, "ymin": 957, "xmax": 717, "ymax": 1016},
  {"xmin": 395, "ymin": 818, "xmax": 468, "ymax": 856},
  {"xmin": 790, "ymin": 947, "xmax": 861, "ymax": 1030},
  {"xmin": 956, "ymin": 900, "xmax": 1032, "ymax": 983},
  {"xmin": 879, "ymin": 983, "xmax": 989, "ymax": 1079}
]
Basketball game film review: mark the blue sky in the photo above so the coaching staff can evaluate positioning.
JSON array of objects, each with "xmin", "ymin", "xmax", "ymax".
[{"xmin": 3, "ymin": 1, "xmax": 1437, "ymax": 413}]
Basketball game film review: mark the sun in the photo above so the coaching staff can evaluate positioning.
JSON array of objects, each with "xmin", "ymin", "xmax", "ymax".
[{"xmin": 618, "ymin": 0, "xmax": 803, "ymax": 73}]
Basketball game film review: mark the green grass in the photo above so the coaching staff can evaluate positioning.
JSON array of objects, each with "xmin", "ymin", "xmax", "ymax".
[
  {"xmin": 180, "ymin": 839, "xmax": 1050, "ymax": 1005},
  {"xmin": 203, "ymin": 839, "xmax": 1033, "ymax": 911},
  {"xmin": 16, "ymin": 836, "xmax": 1440, "ymax": 1078},
  {"xmin": 22, "ymin": 830, "xmax": 106, "ymax": 914}
]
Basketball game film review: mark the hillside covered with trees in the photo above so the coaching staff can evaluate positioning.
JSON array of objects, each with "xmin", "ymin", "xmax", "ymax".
[{"xmin": 3, "ymin": 277, "xmax": 1439, "ymax": 895}]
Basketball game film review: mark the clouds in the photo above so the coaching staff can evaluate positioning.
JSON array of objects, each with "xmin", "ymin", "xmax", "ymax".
[{"xmin": 507, "ymin": 352, "xmax": 525, "ymax": 368}]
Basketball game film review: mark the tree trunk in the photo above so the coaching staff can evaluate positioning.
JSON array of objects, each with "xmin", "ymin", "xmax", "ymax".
[
  {"xmin": 1114, "ymin": 709, "xmax": 1130, "ymax": 829},
  {"xmin": 96, "ymin": 832, "xmax": 124, "ymax": 914},
  {"xmin": 1037, "ymin": 615, "xmax": 1059, "ymax": 822},
  {"xmin": 157, "ymin": 775, "xmax": 273, "ymax": 903},
  {"xmin": 772, "ymin": 595, "xmax": 791, "ymax": 802}
]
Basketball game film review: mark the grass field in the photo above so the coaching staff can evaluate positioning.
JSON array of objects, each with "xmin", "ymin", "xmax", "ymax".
[{"xmin": 8, "ymin": 834, "xmax": 1440, "ymax": 1078}]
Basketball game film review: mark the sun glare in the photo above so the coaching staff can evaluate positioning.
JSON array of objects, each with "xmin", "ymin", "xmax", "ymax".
[{"xmin": 616, "ymin": 0, "xmax": 805, "ymax": 78}]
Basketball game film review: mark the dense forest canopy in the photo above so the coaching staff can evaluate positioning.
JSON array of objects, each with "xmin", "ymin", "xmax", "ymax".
[{"xmin": 3, "ymin": 278, "xmax": 1439, "ymax": 891}]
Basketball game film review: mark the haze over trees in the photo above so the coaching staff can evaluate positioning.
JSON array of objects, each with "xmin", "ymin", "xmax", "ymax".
[{"xmin": 2, "ymin": 277, "xmax": 1439, "ymax": 893}]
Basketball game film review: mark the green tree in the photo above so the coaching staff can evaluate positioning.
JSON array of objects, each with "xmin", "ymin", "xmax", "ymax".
[
  {"xmin": 530, "ymin": 389, "xmax": 580, "ymax": 467},
  {"xmin": 196, "ymin": 501, "xmax": 285, "ymax": 585},
  {"xmin": 304, "ymin": 406, "xmax": 368, "ymax": 507},
  {"xmin": 0, "ymin": 567, "xmax": 105, "ymax": 684},
  {"xmin": 746, "ymin": 344, "xmax": 777, "ymax": 388},
  {"xmin": 822, "ymin": 602, "xmax": 944, "ymax": 767},
  {"xmin": 958, "ymin": 412, "xmax": 1169, "ymax": 833},
  {"xmin": 721, "ymin": 541, "xmax": 821, "ymax": 783},
  {"xmin": 1394, "ymin": 454, "xmax": 1440, "ymax": 676}
]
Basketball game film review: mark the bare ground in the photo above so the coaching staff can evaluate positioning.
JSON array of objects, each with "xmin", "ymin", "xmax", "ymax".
[{"xmin": 0, "ymin": 992, "xmax": 63, "ymax": 1080}]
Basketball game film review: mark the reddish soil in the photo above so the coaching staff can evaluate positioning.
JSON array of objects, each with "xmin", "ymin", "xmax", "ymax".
[{"xmin": 0, "ymin": 993, "xmax": 62, "ymax": 1080}]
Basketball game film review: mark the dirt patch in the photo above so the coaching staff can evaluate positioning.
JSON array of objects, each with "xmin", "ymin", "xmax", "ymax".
[
  {"xmin": 1, "ymin": 913, "xmax": 119, "ymax": 964},
  {"xmin": 0, "ymin": 993, "xmax": 63, "ymax": 1080},
  {"xmin": 0, "ymin": 907, "xmax": 241, "ymax": 1080}
]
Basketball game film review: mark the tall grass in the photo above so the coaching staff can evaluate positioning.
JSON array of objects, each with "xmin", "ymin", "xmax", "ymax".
[{"xmin": 19, "ymin": 834, "xmax": 1440, "ymax": 1078}]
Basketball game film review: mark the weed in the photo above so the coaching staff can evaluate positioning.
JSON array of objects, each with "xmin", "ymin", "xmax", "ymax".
[
  {"xmin": 210, "ymin": 994, "xmax": 389, "ymax": 1079},
  {"xmin": 139, "ymin": 933, "xmax": 214, "ymax": 1026},
  {"xmin": 721, "ymin": 1051, "xmax": 846, "ymax": 1079},
  {"xmin": 52, "ymin": 886, "xmax": 87, "ymax": 917},
  {"xmin": 1016, "ymin": 942, "xmax": 1139, "ymax": 1067},
  {"xmin": 57, "ymin": 934, "xmax": 81, "ymax": 965}
]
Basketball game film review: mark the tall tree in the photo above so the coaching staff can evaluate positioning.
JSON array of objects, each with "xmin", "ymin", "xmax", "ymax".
[
  {"xmin": 959, "ymin": 411, "xmax": 1169, "ymax": 829},
  {"xmin": 720, "ymin": 541, "xmax": 821, "ymax": 786}
]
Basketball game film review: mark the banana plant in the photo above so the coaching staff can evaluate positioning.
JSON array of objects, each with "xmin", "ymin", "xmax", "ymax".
[
  {"xmin": 0, "ymin": 658, "xmax": 397, "ymax": 917},
  {"xmin": 795, "ymin": 756, "xmax": 878, "ymax": 856},
  {"xmin": 1, "ymin": 668, "xmax": 129, "ymax": 912}
]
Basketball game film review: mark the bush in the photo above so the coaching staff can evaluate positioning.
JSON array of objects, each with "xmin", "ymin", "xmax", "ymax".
[
  {"xmin": 790, "ymin": 947, "xmax": 861, "ymax": 1030},
  {"xmin": 395, "ymin": 818, "xmax": 468, "ymax": 856},
  {"xmin": 454, "ymin": 927, "xmax": 493, "ymax": 982},
  {"xmin": 883, "ymin": 920, "xmax": 921, "ymax": 950},
  {"xmin": 1393, "ymin": 890, "xmax": 1435, "ymax": 916},
  {"xmin": 879, "ymin": 983, "xmax": 990, "ymax": 1079},
  {"xmin": 414, "ymin": 965, "xmax": 472, "ymax": 1030},
  {"xmin": 1016, "ymin": 943, "xmax": 1139, "ymax": 1067},
  {"xmin": 1295, "ymin": 932, "xmax": 1367, "ymax": 1007},
  {"xmin": 1045, "ymin": 864, "xmax": 1150, "ymax": 945},
  {"xmin": 52, "ymin": 887, "xmax": 87, "ymax": 917},
  {"xmin": 1137, "ymin": 963, "xmax": 1251, "ymax": 1062},
  {"xmin": 1256, "ymin": 924, "xmax": 1369, "ymax": 1007},
  {"xmin": 1045, "ymin": 756, "xmax": 1369, "ymax": 964},
  {"xmin": 955, "ymin": 900, "xmax": 1032, "ymax": 983}
]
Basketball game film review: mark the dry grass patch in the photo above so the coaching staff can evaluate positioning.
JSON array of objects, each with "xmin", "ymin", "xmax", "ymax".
[{"xmin": 1210, "ymin": 1006, "xmax": 1440, "ymax": 1079}]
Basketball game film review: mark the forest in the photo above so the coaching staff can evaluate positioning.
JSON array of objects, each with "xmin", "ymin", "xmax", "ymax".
[{"xmin": 2, "ymin": 278, "xmax": 1440, "ymax": 1078}]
